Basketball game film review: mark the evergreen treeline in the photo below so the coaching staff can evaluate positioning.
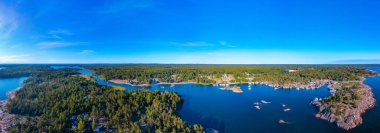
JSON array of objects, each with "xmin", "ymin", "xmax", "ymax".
[
  {"xmin": 0, "ymin": 66, "xmax": 52, "ymax": 78},
  {"xmin": 7, "ymin": 68, "xmax": 204, "ymax": 133},
  {"xmin": 319, "ymin": 83, "xmax": 363, "ymax": 115},
  {"xmin": 85, "ymin": 65, "xmax": 375, "ymax": 85}
]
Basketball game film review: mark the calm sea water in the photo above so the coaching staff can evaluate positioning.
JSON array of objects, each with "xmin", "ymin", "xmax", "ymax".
[
  {"xmin": 58, "ymin": 66, "xmax": 380, "ymax": 133},
  {"xmin": 0, "ymin": 77, "xmax": 27, "ymax": 100}
]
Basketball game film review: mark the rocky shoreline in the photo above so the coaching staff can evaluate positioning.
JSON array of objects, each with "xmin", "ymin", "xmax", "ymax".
[
  {"xmin": 253, "ymin": 79, "xmax": 332, "ymax": 90},
  {"xmin": 109, "ymin": 77, "xmax": 334, "ymax": 90},
  {"xmin": 220, "ymin": 86, "xmax": 243, "ymax": 93},
  {"xmin": 6, "ymin": 87, "xmax": 21, "ymax": 100},
  {"xmin": 0, "ymin": 100, "xmax": 23, "ymax": 133},
  {"xmin": 108, "ymin": 79, "xmax": 151, "ymax": 86},
  {"xmin": 311, "ymin": 82, "xmax": 375, "ymax": 130},
  {"xmin": 252, "ymin": 76, "xmax": 377, "ymax": 130},
  {"xmin": 102, "ymin": 74, "xmax": 377, "ymax": 130},
  {"xmin": 0, "ymin": 88, "xmax": 25, "ymax": 133}
]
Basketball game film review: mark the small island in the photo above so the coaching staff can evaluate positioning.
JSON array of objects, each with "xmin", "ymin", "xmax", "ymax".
[{"xmin": 220, "ymin": 86, "xmax": 243, "ymax": 93}]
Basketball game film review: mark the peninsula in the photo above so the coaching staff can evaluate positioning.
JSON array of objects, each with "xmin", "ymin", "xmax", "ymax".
[
  {"xmin": 0, "ymin": 66, "xmax": 204, "ymax": 133},
  {"xmin": 312, "ymin": 81, "xmax": 376, "ymax": 130}
]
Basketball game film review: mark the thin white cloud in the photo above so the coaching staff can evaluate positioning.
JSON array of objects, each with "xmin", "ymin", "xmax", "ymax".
[
  {"xmin": 48, "ymin": 29, "xmax": 73, "ymax": 35},
  {"xmin": 219, "ymin": 41, "xmax": 237, "ymax": 48},
  {"xmin": 37, "ymin": 41, "xmax": 86, "ymax": 49},
  {"xmin": 36, "ymin": 29, "xmax": 85, "ymax": 49},
  {"xmin": 0, "ymin": 4, "xmax": 18, "ymax": 40},
  {"xmin": 97, "ymin": 1, "xmax": 156, "ymax": 14},
  {"xmin": 79, "ymin": 50, "xmax": 94, "ymax": 54},
  {"xmin": 0, "ymin": 55, "xmax": 30, "ymax": 63},
  {"xmin": 170, "ymin": 41, "xmax": 237, "ymax": 48},
  {"xmin": 220, "ymin": 41, "xmax": 226, "ymax": 46},
  {"xmin": 331, "ymin": 59, "xmax": 380, "ymax": 64},
  {"xmin": 227, "ymin": 45, "xmax": 237, "ymax": 48},
  {"xmin": 207, "ymin": 52, "xmax": 225, "ymax": 56},
  {"xmin": 170, "ymin": 41, "xmax": 214, "ymax": 47},
  {"xmin": 10, "ymin": 44, "xmax": 21, "ymax": 49},
  {"xmin": 48, "ymin": 29, "xmax": 73, "ymax": 39}
]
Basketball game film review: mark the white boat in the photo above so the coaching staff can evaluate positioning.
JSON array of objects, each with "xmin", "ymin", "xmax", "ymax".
[
  {"xmin": 313, "ymin": 97, "xmax": 319, "ymax": 101},
  {"xmin": 261, "ymin": 100, "xmax": 271, "ymax": 104},
  {"xmin": 278, "ymin": 119, "xmax": 289, "ymax": 124},
  {"xmin": 283, "ymin": 108, "xmax": 291, "ymax": 112},
  {"xmin": 254, "ymin": 105, "xmax": 261, "ymax": 110}
]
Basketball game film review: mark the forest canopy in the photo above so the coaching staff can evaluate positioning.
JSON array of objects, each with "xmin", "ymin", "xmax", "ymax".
[
  {"xmin": 6, "ymin": 67, "xmax": 204, "ymax": 133},
  {"xmin": 85, "ymin": 65, "xmax": 376, "ymax": 85}
]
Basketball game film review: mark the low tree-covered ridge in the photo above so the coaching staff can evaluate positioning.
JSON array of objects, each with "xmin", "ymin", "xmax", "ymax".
[
  {"xmin": 85, "ymin": 65, "xmax": 376, "ymax": 87},
  {"xmin": 6, "ymin": 68, "xmax": 204, "ymax": 133}
]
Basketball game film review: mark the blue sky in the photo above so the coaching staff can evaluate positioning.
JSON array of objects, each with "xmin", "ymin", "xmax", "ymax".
[{"xmin": 0, "ymin": 0, "xmax": 379, "ymax": 64}]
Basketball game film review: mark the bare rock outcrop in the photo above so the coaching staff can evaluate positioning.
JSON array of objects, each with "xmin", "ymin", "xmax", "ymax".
[{"xmin": 311, "ymin": 82, "xmax": 375, "ymax": 130}]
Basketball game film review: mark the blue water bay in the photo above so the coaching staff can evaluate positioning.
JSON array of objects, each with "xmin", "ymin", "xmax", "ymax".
[
  {"xmin": 50, "ymin": 66, "xmax": 380, "ymax": 133},
  {"xmin": 0, "ymin": 77, "xmax": 27, "ymax": 100}
]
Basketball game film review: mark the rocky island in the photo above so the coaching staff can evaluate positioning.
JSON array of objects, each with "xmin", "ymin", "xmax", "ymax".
[
  {"xmin": 311, "ymin": 81, "xmax": 375, "ymax": 130},
  {"xmin": 220, "ymin": 86, "xmax": 243, "ymax": 93}
]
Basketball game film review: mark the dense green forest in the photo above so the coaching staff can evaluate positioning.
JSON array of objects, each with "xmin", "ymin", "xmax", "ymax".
[
  {"xmin": 320, "ymin": 83, "xmax": 363, "ymax": 114},
  {"xmin": 0, "ymin": 66, "xmax": 52, "ymax": 78},
  {"xmin": 85, "ymin": 65, "xmax": 376, "ymax": 85},
  {"xmin": 6, "ymin": 68, "xmax": 204, "ymax": 133}
]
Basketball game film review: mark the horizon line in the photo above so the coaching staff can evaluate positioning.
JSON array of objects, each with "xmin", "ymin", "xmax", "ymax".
[{"xmin": 1, "ymin": 63, "xmax": 379, "ymax": 65}]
